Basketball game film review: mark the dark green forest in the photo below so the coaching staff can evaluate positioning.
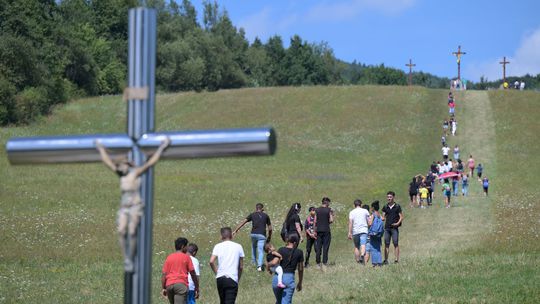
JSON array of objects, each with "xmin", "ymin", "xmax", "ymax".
[{"xmin": 0, "ymin": 0, "xmax": 538, "ymax": 125}]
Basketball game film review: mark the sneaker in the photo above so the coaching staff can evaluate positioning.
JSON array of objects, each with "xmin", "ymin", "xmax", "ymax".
[
  {"xmin": 316, "ymin": 264, "xmax": 322, "ymax": 270},
  {"xmin": 382, "ymin": 260, "xmax": 388, "ymax": 265},
  {"xmin": 394, "ymin": 260, "xmax": 399, "ymax": 264},
  {"xmin": 277, "ymin": 282, "xmax": 286, "ymax": 288},
  {"xmin": 359, "ymin": 256, "xmax": 365, "ymax": 265},
  {"xmin": 304, "ymin": 262, "xmax": 309, "ymax": 268},
  {"xmin": 257, "ymin": 266, "xmax": 263, "ymax": 272}
]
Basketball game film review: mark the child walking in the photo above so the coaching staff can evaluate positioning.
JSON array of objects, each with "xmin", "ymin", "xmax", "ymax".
[
  {"xmin": 265, "ymin": 243, "xmax": 286, "ymax": 288},
  {"xmin": 482, "ymin": 177, "xmax": 489, "ymax": 196},
  {"xmin": 304, "ymin": 206, "xmax": 317, "ymax": 267},
  {"xmin": 187, "ymin": 243, "xmax": 200, "ymax": 304},
  {"xmin": 442, "ymin": 179, "xmax": 452, "ymax": 208}
]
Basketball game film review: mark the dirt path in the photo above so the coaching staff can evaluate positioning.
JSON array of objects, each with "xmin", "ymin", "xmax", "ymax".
[{"xmin": 403, "ymin": 90, "xmax": 496, "ymax": 259}]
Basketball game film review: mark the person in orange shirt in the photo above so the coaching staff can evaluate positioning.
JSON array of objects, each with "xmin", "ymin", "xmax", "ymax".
[{"xmin": 162, "ymin": 237, "xmax": 199, "ymax": 304}]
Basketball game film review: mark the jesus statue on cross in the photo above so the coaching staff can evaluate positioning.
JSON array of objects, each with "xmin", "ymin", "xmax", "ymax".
[{"xmin": 96, "ymin": 137, "xmax": 171, "ymax": 272}]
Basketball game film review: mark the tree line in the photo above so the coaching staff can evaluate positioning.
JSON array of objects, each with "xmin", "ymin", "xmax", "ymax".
[{"xmin": 2, "ymin": 0, "xmax": 532, "ymax": 126}]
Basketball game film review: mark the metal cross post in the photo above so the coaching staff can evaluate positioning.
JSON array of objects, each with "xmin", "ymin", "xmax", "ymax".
[
  {"xmin": 5, "ymin": 7, "xmax": 276, "ymax": 304},
  {"xmin": 405, "ymin": 59, "xmax": 416, "ymax": 86},
  {"xmin": 499, "ymin": 56, "xmax": 510, "ymax": 85},
  {"xmin": 452, "ymin": 45, "xmax": 466, "ymax": 81}
]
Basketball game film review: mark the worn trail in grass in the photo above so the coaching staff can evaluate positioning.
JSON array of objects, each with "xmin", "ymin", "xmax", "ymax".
[{"xmin": 408, "ymin": 90, "xmax": 496, "ymax": 258}]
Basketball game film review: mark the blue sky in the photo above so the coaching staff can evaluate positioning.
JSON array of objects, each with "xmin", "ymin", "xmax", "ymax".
[{"xmin": 189, "ymin": 0, "xmax": 540, "ymax": 82}]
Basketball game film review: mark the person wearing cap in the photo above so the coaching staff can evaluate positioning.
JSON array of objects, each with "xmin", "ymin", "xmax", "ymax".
[
  {"xmin": 232, "ymin": 203, "xmax": 272, "ymax": 272},
  {"xmin": 304, "ymin": 207, "xmax": 317, "ymax": 267}
]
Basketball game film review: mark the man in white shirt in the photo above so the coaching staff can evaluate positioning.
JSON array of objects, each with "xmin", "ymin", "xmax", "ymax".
[
  {"xmin": 347, "ymin": 199, "xmax": 371, "ymax": 265},
  {"xmin": 209, "ymin": 227, "xmax": 244, "ymax": 304},
  {"xmin": 187, "ymin": 244, "xmax": 200, "ymax": 304},
  {"xmin": 442, "ymin": 145, "xmax": 450, "ymax": 160}
]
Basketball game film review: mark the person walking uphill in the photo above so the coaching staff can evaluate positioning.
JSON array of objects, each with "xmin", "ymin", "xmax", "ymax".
[
  {"xmin": 304, "ymin": 207, "xmax": 317, "ymax": 267},
  {"xmin": 348, "ymin": 199, "xmax": 370, "ymax": 264},
  {"xmin": 162, "ymin": 237, "xmax": 199, "ymax": 304},
  {"xmin": 268, "ymin": 234, "xmax": 304, "ymax": 304},
  {"xmin": 315, "ymin": 197, "xmax": 334, "ymax": 269},
  {"xmin": 382, "ymin": 192, "xmax": 403, "ymax": 264},
  {"xmin": 209, "ymin": 227, "xmax": 245, "ymax": 304},
  {"xmin": 233, "ymin": 203, "xmax": 273, "ymax": 272},
  {"xmin": 282, "ymin": 203, "xmax": 303, "ymax": 244}
]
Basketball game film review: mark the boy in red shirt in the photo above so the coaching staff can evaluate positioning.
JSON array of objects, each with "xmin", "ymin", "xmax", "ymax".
[{"xmin": 162, "ymin": 237, "xmax": 199, "ymax": 304}]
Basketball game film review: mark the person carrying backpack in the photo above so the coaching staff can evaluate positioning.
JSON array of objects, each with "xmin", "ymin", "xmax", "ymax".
[{"xmin": 368, "ymin": 201, "xmax": 384, "ymax": 267}]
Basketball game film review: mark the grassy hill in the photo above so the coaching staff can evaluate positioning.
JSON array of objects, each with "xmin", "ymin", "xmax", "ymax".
[{"xmin": 0, "ymin": 86, "xmax": 539, "ymax": 303}]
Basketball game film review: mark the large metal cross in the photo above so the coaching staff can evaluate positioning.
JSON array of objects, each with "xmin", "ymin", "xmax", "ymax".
[
  {"xmin": 5, "ymin": 7, "xmax": 276, "ymax": 304},
  {"xmin": 452, "ymin": 45, "xmax": 467, "ymax": 81},
  {"xmin": 405, "ymin": 58, "xmax": 416, "ymax": 86},
  {"xmin": 499, "ymin": 56, "xmax": 510, "ymax": 85}
]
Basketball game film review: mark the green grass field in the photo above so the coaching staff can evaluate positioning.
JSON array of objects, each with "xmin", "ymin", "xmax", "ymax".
[{"xmin": 1, "ymin": 86, "xmax": 539, "ymax": 303}]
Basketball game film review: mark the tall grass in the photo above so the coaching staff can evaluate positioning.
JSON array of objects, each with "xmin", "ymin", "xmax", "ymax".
[{"xmin": 0, "ymin": 86, "xmax": 538, "ymax": 303}]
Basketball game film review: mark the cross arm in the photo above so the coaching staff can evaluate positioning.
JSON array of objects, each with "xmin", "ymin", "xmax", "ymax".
[
  {"xmin": 137, "ymin": 127, "xmax": 276, "ymax": 159},
  {"xmin": 6, "ymin": 134, "xmax": 134, "ymax": 165},
  {"xmin": 6, "ymin": 127, "xmax": 277, "ymax": 165}
]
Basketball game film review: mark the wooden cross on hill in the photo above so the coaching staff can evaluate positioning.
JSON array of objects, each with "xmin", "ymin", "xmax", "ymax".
[
  {"xmin": 5, "ymin": 7, "xmax": 276, "ymax": 304},
  {"xmin": 452, "ymin": 45, "xmax": 466, "ymax": 80},
  {"xmin": 499, "ymin": 56, "xmax": 510, "ymax": 84},
  {"xmin": 405, "ymin": 59, "xmax": 416, "ymax": 86}
]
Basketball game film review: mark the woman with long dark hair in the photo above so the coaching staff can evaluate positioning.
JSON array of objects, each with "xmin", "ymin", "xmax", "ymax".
[{"xmin": 282, "ymin": 203, "xmax": 303, "ymax": 243}]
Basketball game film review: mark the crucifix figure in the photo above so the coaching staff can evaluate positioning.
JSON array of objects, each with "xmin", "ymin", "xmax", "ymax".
[
  {"xmin": 499, "ymin": 56, "xmax": 510, "ymax": 85},
  {"xmin": 452, "ymin": 45, "xmax": 466, "ymax": 80},
  {"xmin": 96, "ymin": 137, "xmax": 170, "ymax": 273},
  {"xmin": 405, "ymin": 59, "xmax": 416, "ymax": 86},
  {"xmin": 6, "ymin": 7, "xmax": 276, "ymax": 304}
]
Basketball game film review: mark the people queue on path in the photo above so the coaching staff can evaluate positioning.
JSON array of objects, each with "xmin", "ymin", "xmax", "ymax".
[
  {"xmin": 161, "ymin": 193, "xmax": 404, "ymax": 304},
  {"xmin": 160, "ymin": 91, "xmax": 498, "ymax": 303},
  {"xmin": 407, "ymin": 92, "xmax": 490, "ymax": 210}
]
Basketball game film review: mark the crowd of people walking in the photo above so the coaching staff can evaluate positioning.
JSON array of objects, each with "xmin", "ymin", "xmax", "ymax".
[
  {"xmin": 161, "ymin": 193, "xmax": 404, "ymax": 304},
  {"xmin": 159, "ymin": 92, "xmax": 494, "ymax": 304},
  {"xmin": 408, "ymin": 92, "xmax": 490, "ymax": 210}
]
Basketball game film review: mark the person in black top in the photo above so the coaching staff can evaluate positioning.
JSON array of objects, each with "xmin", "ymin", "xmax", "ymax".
[
  {"xmin": 268, "ymin": 234, "xmax": 304, "ymax": 303},
  {"xmin": 408, "ymin": 177, "xmax": 419, "ymax": 207},
  {"xmin": 233, "ymin": 203, "xmax": 272, "ymax": 271},
  {"xmin": 425, "ymin": 172, "xmax": 436, "ymax": 206},
  {"xmin": 282, "ymin": 203, "xmax": 303, "ymax": 244},
  {"xmin": 315, "ymin": 197, "xmax": 334, "ymax": 268},
  {"xmin": 382, "ymin": 191, "xmax": 403, "ymax": 264},
  {"xmin": 430, "ymin": 161, "xmax": 438, "ymax": 174}
]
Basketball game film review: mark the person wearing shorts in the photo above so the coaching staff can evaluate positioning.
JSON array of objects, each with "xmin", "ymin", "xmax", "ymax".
[
  {"xmin": 442, "ymin": 179, "xmax": 452, "ymax": 208},
  {"xmin": 382, "ymin": 191, "xmax": 403, "ymax": 264},
  {"xmin": 348, "ymin": 199, "xmax": 370, "ymax": 265},
  {"xmin": 482, "ymin": 178, "xmax": 489, "ymax": 196},
  {"xmin": 442, "ymin": 145, "xmax": 450, "ymax": 160}
]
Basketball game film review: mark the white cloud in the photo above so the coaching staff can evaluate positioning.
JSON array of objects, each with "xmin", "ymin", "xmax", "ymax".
[
  {"xmin": 306, "ymin": 0, "xmax": 416, "ymax": 22},
  {"xmin": 238, "ymin": 0, "xmax": 415, "ymax": 41},
  {"xmin": 238, "ymin": 7, "xmax": 298, "ymax": 42},
  {"xmin": 466, "ymin": 27, "xmax": 540, "ymax": 81}
]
